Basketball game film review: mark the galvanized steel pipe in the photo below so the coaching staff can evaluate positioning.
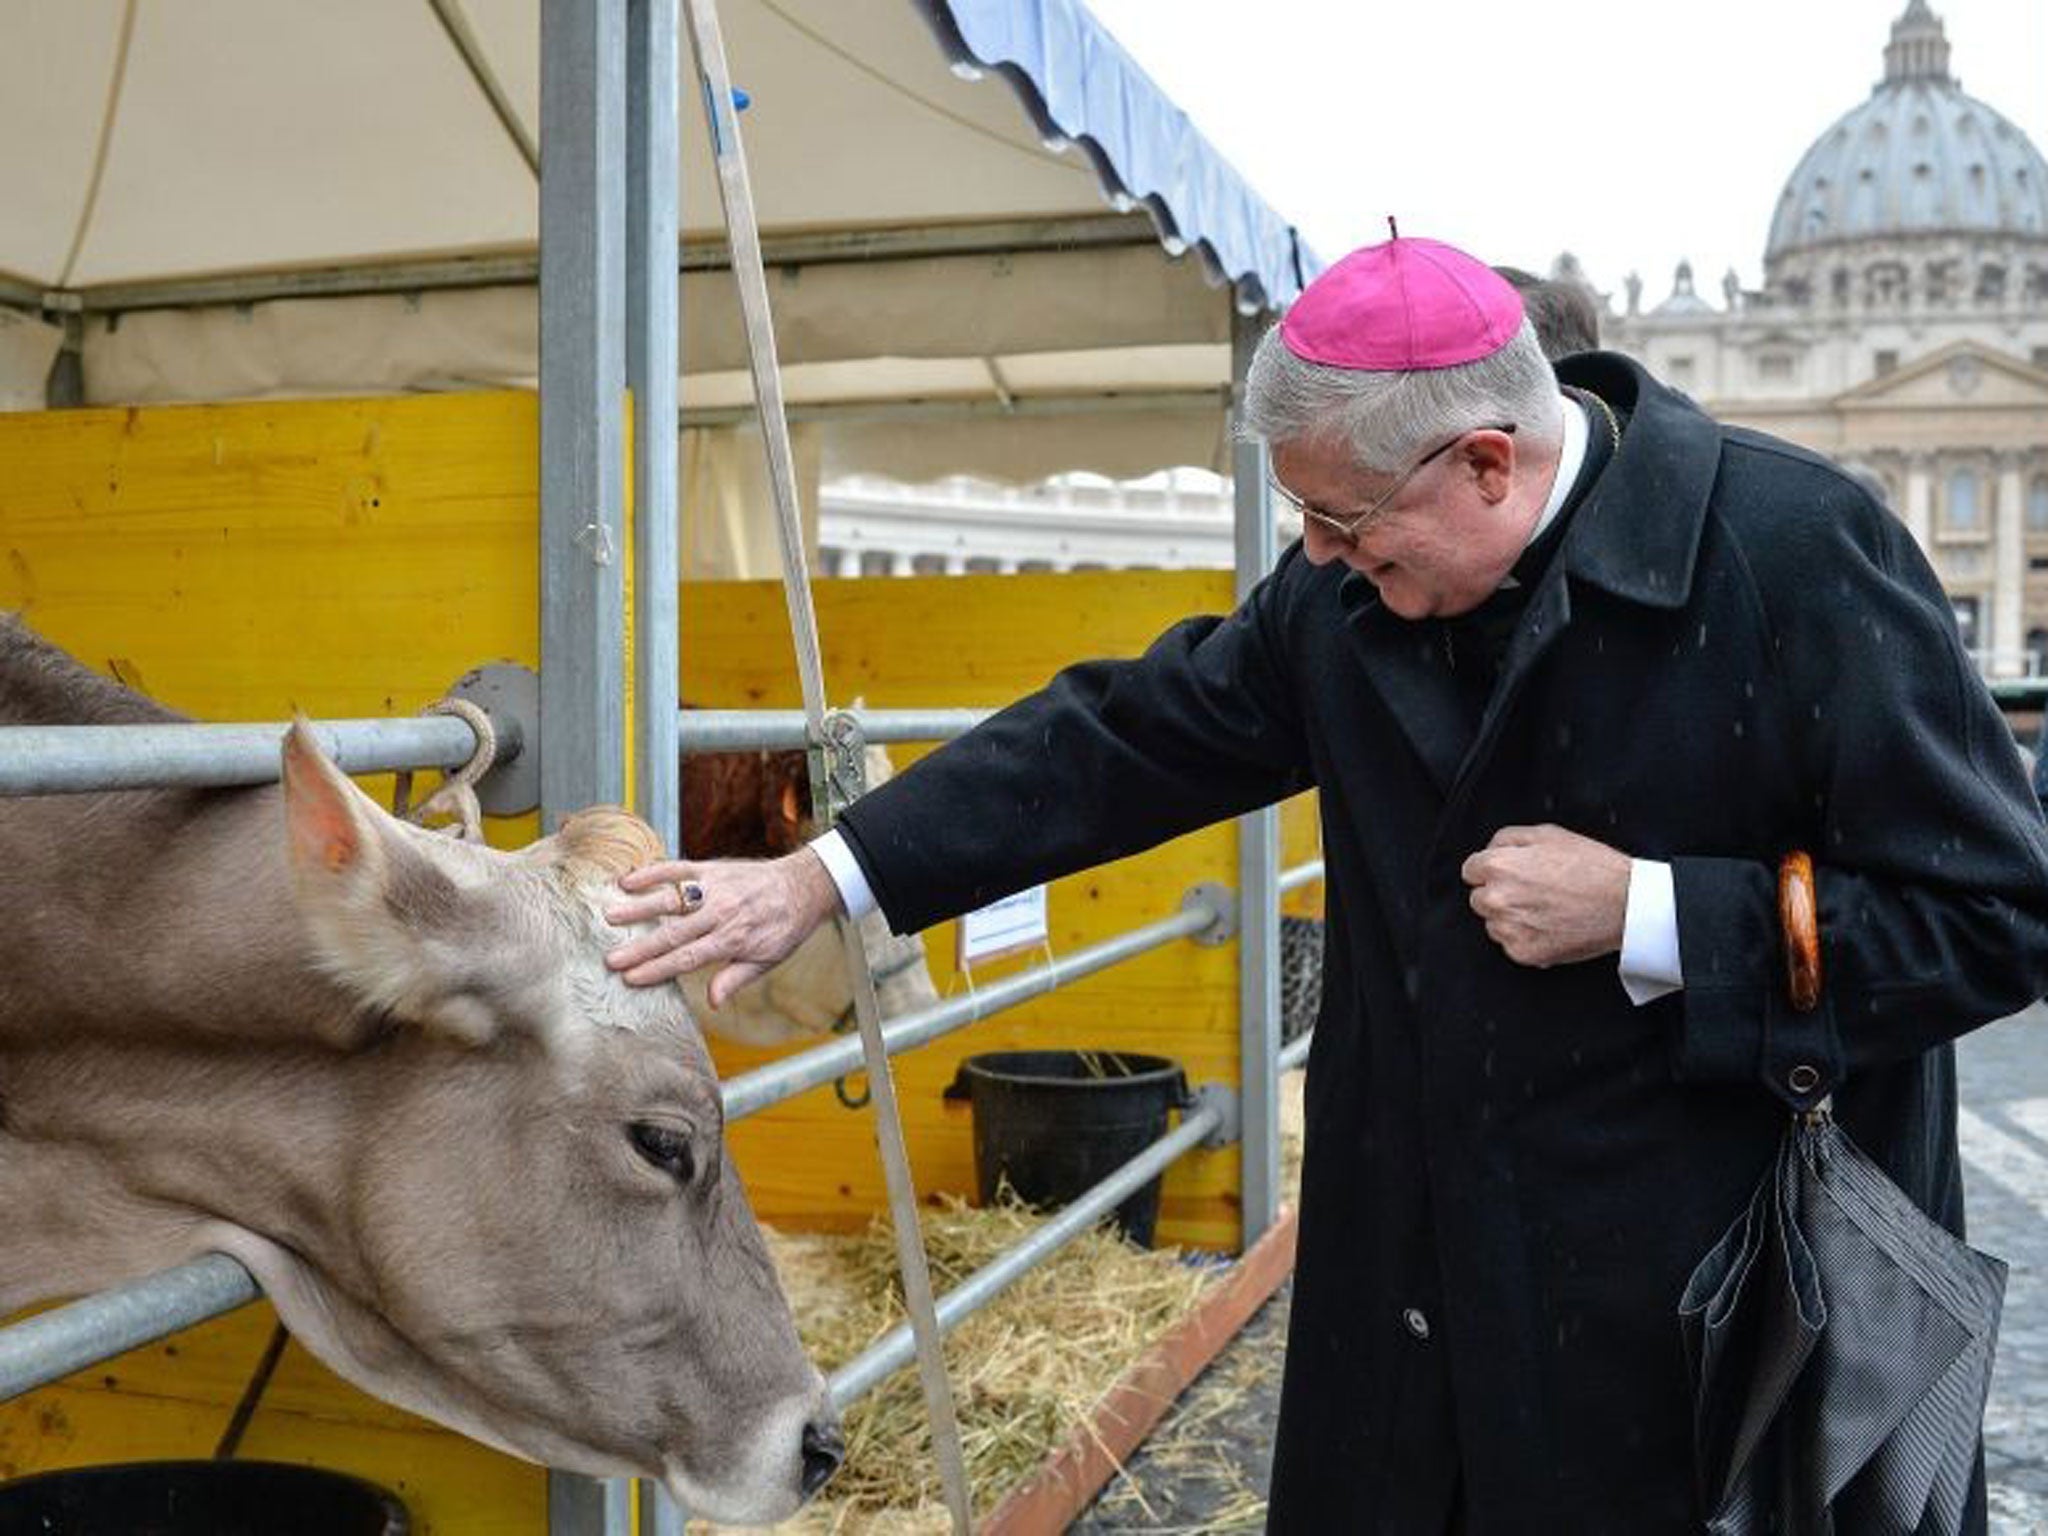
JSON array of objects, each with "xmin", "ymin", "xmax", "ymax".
[
  {"xmin": 721, "ymin": 903, "xmax": 1218, "ymax": 1121},
  {"xmin": 1279, "ymin": 859, "xmax": 1325, "ymax": 895},
  {"xmin": 0, "ymin": 1254, "xmax": 260, "ymax": 1403},
  {"xmin": 1279, "ymin": 1029, "xmax": 1314, "ymax": 1073},
  {"xmin": 826, "ymin": 1101, "xmax": 1223, "ymax": 1410},
  {"xmin": 0, "ymin": 716, "xmax": 509, "ymax": 797},
  {"xmin": 678, "ymin": 708, "xmax": 990, "ymax": 753}
]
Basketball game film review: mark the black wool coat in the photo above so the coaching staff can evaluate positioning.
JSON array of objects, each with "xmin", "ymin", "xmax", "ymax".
[{"xmin": 836, "ymin": 353, "xmax": 2048, "ymax": 1533}]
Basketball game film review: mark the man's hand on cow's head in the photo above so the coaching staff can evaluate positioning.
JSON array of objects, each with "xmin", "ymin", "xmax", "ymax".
[
  {"xmin": 1459, "ymin": 824, "xmax": 1631, "ymax": 969},
  {"xmin": 605, "ymin": 847, "xmax": 845, "ymax": 1004}
]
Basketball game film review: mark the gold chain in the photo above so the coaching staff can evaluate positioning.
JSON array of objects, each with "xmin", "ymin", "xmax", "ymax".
[{"xmin": 1567, "ymin": 385, "xmax": 1621, "ymax": 452}]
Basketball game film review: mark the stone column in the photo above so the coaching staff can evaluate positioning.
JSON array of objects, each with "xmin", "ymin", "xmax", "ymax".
[
  {"xmin": 1904, "ymin": 456, "xmax": 1933, "ymax": 552},
  {"xmin": 1995, "ymin": 455, "xmax": 2026, "ymax": 676}
]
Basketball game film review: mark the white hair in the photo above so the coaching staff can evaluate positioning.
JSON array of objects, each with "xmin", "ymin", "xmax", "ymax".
[{"xmin": 1242, "ymin": 316, "xmax": 1565, "ymax": 472}]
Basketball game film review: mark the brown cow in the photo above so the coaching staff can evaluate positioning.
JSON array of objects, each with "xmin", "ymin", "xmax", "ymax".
[
  {"xmin": 679, "ymin": 719, "xmax": 940, "ymax": 1049},
  {"xmin": 0, "ymin": 616, "xmax": 840, "ymax": 1522}
]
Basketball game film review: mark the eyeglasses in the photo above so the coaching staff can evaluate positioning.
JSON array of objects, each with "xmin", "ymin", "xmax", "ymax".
[{"xmin": 1269, "ymin": 423, "xmax": 1517, "ymax": 545}]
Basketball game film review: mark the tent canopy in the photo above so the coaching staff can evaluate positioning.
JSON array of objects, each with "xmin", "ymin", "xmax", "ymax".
[{"xmin": 1, "ymin": 0, "xmax": 1317, "ymax": 485}]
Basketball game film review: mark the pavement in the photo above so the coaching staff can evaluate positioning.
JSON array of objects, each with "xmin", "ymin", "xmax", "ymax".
[{"xmin": 1080, "ymin": 1005, "xmax": 2048, "ymax": 1533}]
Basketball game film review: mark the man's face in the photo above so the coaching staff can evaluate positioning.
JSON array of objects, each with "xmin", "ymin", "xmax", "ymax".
[{"xmin": 1272, "ymin": 431, "xmax": 1528, "ymax": 620}]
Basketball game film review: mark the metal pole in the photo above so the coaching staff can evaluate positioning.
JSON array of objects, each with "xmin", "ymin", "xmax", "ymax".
[
  {"xmin": 1280, "ymin": 858, "xmax": 1324, "ymax": 895},
  {"xmin": 827, "ymin": 1103, "xmax": 1223, "ymax": 1408},
  {"xmin": 681, "ymin": 3, "xmax": 972, "ymax": 1523},
  {"xmin": 540, "ymin": 0, "xmax": 628, "ymax": 827},
  {"xmin": 676, "ymin": 707, "xmax": 990, "ymax": 753},
  {"xmin": 0, "ymin": 1255, "xmax": 259, "ymax": 1403},
  {"xmin": 0, "ymin": 716, "xmax": 493, "ymax": 796},
  {"xmin": 629, "ymin": 0, "xmax": 681, "ymax": 854},
  {"xmin": 1231, "ymin": 305, "xmax": 1282, "ymax": 1251},
  {"xmin": 1279, "ymin": 1029, "xmax": 1313, "ymax": 1073},
  {"xmin": 542, "ymin": 0, "xmax": 630, "ymax": 1527}
]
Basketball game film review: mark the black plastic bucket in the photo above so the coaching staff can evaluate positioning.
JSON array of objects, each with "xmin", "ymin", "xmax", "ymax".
[
  {"xmin": 0, "ymin": 1460, "xmax": 409, "ymax": 1536},
  {"xmin": 947, "ymin": 1050, "xmax": 1190, "ymax": 1247}
]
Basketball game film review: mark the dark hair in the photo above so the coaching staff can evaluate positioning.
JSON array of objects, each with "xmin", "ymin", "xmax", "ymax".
[{"xmin": 1493, "ymin": 266, "xmax": 1601, "ymax": 361}]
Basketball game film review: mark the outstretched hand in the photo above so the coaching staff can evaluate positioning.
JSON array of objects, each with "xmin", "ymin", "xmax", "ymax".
[
  {"xmin": 604, "ymin": 847, "xmax": 844, "ymax": 1007},
  {"xmin": 1459, "ymin": 824, "xmax": 1631, "ymax": 968}
]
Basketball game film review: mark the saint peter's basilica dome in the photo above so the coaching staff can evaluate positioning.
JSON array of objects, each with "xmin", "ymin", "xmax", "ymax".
[{"xmin": 1762, "ymin": 1, "xmax": 2048, "ymax": 308}]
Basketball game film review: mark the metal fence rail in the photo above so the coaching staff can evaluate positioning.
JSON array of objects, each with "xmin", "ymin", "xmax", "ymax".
[
  {"xmin": 724, "ymin": 901, "xmax": 1219, "ymax": 1120},
  {"xmin": 1279, "ymin": 858, "xmax": 1324, "ymax": 895},
  {"xmin": 0, "ymin": 717, "xmax": 497, "ymax": 796},
  {"xmin": 678, "ymin": 708, "xmax": 990, "ymax": 753},
  {"xmin": 826, "ymin": 1100, "xmax": 1224, "ymax": 1409},
  {"xmin": 0, "ymin": 1255, "xmax": 260, "ymax": 1402}
]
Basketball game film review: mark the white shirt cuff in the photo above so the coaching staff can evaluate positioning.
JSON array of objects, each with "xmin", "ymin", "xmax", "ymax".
[
  {"xmin": 811, "ymin": 829, "xmax": 877, "ymax": 920},
  {"xmin": 1618, "ymin": 858, "xmax": 1683, "ymax": 1005}
]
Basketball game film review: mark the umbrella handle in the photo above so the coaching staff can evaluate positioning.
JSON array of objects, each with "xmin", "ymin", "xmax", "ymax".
[{"xmin": 1778, "ymin": 851, "xmax": 1822, "ymax": 1013}]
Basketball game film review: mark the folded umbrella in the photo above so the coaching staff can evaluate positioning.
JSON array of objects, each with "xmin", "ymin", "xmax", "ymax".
[{"xmin": 1677, "ymin": 854, "xmax": 2007, "ymax": 1536}]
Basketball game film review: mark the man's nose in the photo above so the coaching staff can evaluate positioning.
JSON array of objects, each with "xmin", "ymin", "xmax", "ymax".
[{"xmin": 1299, "ymin": 518, "xmax": 1352, "ymax": 565}]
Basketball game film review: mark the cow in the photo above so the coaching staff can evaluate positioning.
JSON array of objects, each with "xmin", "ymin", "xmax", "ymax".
[
  {"xmin": 0, "ymin": 616, "xmax": 841, "ymax": 1524},
  {"xmin": 679, "ymin": 720, "xmax": 939, "ymax": 1050}
]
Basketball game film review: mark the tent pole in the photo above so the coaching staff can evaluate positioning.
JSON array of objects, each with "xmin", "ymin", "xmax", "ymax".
[{"xmin": 1232, "ymin": 304, "xmax": 1283, "ymax": 1250}]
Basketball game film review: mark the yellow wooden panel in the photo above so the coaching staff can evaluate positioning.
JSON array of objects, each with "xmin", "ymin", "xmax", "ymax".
[
  {"xmin": 0, "ymin": 394, "xmax": 554, "ymax": 1522},
  {"xmin": 0, "ymin": 391, "xmax": 548, "ymax": 847},
  {"xmin": 685, "ymin": 573, "xmax": 1295, "ymax": 1251},
  {"xmin": 0, "ymin": 1303, "xmax": 543, "ymax": 1534}
]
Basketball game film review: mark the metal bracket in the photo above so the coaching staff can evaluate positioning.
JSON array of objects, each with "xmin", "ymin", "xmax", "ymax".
[
  {"xmin": 447, "ymin": 662, "xmax": 540, "ymax": 816},
  {"xmin": 1191, "ymin": 1083, "xmax": 1240, "ymax": 1149},
  {"xmin": 1181, "ymin": 882, "xmax": 1238, "ymax": 946},
  {"xmin": 815, "ymin": 708, "xmax": 869, "ymax": 824}
]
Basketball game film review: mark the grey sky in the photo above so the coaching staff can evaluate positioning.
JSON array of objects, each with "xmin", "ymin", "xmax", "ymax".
[{"xmin": 1078, "ymin": 0, "xmax": 2048, "ymax": 308}]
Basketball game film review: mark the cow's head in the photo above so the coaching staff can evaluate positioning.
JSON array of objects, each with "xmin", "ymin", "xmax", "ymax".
[{"xmin": 258, "ymin": 723, "xmax": 839, "ymax": 1522}]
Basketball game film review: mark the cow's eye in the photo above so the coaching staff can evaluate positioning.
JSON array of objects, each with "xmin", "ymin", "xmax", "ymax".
[{"xmin": 628, "ymin": 1122, "xmax": 696, "ymax": 1184}]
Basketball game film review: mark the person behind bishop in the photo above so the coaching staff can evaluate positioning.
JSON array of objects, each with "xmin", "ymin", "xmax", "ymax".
[{"xmin": 604, "ymin": 234, "xmax": 2048, "ymax": 1532}]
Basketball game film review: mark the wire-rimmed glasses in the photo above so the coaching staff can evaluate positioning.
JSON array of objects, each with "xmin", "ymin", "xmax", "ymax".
[{"xmin": 1269, "ymin": 423, "xmax": 1517, "ymax": 545}]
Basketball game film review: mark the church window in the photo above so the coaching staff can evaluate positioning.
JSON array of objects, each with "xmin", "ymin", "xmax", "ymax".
[
  {"xmin": 1946, "ymin": 469, "xmax": 1981, "ymax": 530},
  {"xmin": 1832, "ymin": 268, "xmax": 1852, "ymax": 305},
  {"xmin": 2031, "ymin": 347, "xmax": 2048, "ymax": 372},
  {"xmin": 2029, "ymin": 476, "xmax": 2048, "ymax": 532},
  {"xmin": 1874, "ymin": 350, "xmax": 1899, "ymax": 377},
  {"xmin": 2026, "ymin": 267, "xmax": 2048, "ymax": 303},
  {"xmin": 1756, "ymin": 354, "xmax": 1795, "ymax": 383},
  {"xmin": 1976, "ymin": 264, "xmax": 2006, "ymax": 304},
  {"xmin": 1668, "ymin": 356, "xmax": 1695, "ymax": 384},
  {"xmin": 2029, "ymin": 628, "xmax": 2048, "ymax": 678},
  {"xmin": 859, "ymin": 549, "xmax": 896, "ymax": 577}
]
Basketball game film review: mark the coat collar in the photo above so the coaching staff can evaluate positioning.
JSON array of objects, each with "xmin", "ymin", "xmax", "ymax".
[
  {"xmin": 1552, "ymin": 352, "xmax": 1720, "ymax": 612},
  {"xmin": 1332, "ymin": 353, "xmax": 1719, "ymax": 799}
]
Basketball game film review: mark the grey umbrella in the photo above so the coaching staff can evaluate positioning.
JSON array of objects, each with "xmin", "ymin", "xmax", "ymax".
[
  {"xmin": 1680, "ymin": 1110, "xmax": 2006, "ymax": 1534},
  {"xmin": 1677, "ymin": 853, "xmax": 2008, "ymax": 1535}
]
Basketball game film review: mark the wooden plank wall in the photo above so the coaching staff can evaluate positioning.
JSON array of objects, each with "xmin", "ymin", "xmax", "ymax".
[
  {"xmin": 0, "ymin": 390, "xmax": 1321, "ymax": 1528},
  {"xmin": 684, "ymin": 573, "xmax": 1321, "ymax": 1251}
]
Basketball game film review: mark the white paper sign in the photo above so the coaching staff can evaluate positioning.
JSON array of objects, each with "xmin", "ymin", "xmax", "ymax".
[{"xmin": 957, "ymin": 884, "xmax": 1050, "ymax": 967}]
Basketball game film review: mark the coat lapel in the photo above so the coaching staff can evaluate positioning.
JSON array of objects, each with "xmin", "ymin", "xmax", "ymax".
[
  {"xmin": 1451, "ymin": 355, "xmax": 1720, "ymax": 807},
  {"xmin": 1342, "ymin": 354, "xmax": 1723, "ymax": 813},
  {"xmin": 1343, "ymin": 575, "xmax": 1466, "ymax": 797}
]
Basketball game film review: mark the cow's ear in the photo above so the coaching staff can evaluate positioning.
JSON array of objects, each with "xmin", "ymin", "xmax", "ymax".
[
  {"xmin": 280, "ymin": 720, "xmax": 510, "ymax": 1046},
  {"xmin": 282, "ymin": 719, "xmax": 377, "ymax": 878}
]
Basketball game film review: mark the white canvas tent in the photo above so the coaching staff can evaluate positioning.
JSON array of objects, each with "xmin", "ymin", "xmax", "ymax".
[{"xmin": 1, "ymin": 0, "xmax": 1313, "ymax": 572}]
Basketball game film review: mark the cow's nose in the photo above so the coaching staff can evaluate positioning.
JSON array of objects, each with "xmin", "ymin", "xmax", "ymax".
[{"xmin": 800, "ymin": 1418, "xmax": 844, "ymax": 1498}]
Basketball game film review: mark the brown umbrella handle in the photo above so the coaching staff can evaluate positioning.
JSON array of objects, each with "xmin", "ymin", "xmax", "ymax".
[{"xmin": 1778, "ymin": 851, "xmax": 1822, "ymax": 1012}]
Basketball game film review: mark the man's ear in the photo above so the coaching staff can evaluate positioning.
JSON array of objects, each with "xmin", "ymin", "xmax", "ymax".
[
  {"xmin": 1463, "ymin": 428, "xmax": 1517, "ymax": 503},
  {"xmin": 280, "ymin": 719, "xmax": 512, "ymax": 1045}
]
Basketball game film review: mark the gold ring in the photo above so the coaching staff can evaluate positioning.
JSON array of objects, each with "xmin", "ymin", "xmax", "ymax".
[{"xmin": 676, "ymin": 880, "xmax": 705, "ymax": 913}]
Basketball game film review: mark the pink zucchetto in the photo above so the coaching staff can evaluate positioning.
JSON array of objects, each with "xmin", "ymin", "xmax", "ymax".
[{"xmin": 1280, "ymin": 235, "xmax": 1525, "ymax": 372}]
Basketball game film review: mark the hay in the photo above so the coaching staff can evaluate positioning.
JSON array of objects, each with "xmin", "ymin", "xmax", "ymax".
[{"xmin": 692, "ymin": 1195, "xmax": 1219, "ymax": 1533}]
